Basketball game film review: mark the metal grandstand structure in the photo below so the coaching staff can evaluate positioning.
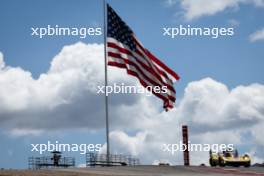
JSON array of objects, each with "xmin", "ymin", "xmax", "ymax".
[
  {"xmin": 28, "ymin": 151, "xmax": 75, "ymax": 169},
  {"xmin": 86, "ymin": 152, "xmax": 140, "ymax": 166}
]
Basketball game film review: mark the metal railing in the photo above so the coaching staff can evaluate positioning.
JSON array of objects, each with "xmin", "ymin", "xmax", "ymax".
[
  {"xmin": 86, "ymin": 152, "xmax": 140, "ymax": 167},
  {"xmin": 28, "ymin": 156, "xmax": 75, "ymax": 169}
]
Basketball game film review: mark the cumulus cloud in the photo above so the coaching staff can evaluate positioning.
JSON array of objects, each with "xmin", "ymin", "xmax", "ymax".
[
  {"xmin": 102, "ymin": 78, "xmax": 264, "ymax": 164},
  {"xmin": 178, "ymin": 78, "xmax": 264, "ymax": 132},
  {"xmin": 249, "ymin": 27, "xmax": 264, "ymax": 42},
  {"xmin": 9, "ymin": 129, "xmax": 43, "ymax": 137},
  {"xmin": 252, "ymin": 0, "xmax": 264, "ymax": 7},
  {"xmin": 181, "ymin": 0, "xmax": 240, "ymax": 21},
  {"xmin": 1, "ymin": 43, "xmax": 264, "ymax": 164},
  {"xmin": 166, "ymin": 0, "xmax": 264, "ymax": 21},
  {"xmin": 164, "ymin": 0, "xmax": 178, "ymax": 7},
  {"xmin": 227, "ymin": 19, "xmax": 240, "ymax": 27},
  {"xmin": 0, "ymin": 43, "xmax": 102, "ymax": 132},
  {"xmin": 0, "ymin": 52, "xmax": 5, "ymax": 69},
  {"xmin": 0, "ymin": 43, "xmax": 154, "ymax": 134}
]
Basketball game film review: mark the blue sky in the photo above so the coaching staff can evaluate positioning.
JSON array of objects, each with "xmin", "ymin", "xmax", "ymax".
[
  {"xmin": 0, "ymin": 0, "xmax": 264, "ymax": 168},
  {"xmin": 1, "ymin": 0, "xmax": 263, "ymax": 91}
]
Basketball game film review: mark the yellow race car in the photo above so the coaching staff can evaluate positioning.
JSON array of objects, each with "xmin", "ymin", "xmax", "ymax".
[{"xmin": 209, "ymin": 149, "xmax": 250, "ymax": 167}]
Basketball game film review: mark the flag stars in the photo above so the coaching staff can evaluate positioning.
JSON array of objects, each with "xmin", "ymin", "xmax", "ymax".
[{"xmin": 107, "ymin": 5, "xmax": 136, "ymax": 51}]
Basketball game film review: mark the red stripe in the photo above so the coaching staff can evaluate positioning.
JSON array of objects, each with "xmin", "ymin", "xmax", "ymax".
[
  {"xmin": 133, "ymin": 37, "xmax": 180, "ymax": 81},
  {"xmin": 108, "ymin": 40, "xmax": 174, "ymax": 86},
  {"xmin": 107, "ymin": 50, "xmax": 176, "ymax": 95},
  {"xmin": 133, "ymin": 39, "xmax": 179, "ymax": 83},
  {"xmin": 108, "ymin": 53, "xmax": 176, "ymax": 102},
  {"xmin": 108, "ymin": 59, "xmax": 176, "ymax": 103},
  {"xmin": 134, "ymin": 48, "xmax": 172, "ymax": 83},
  {"xmin": 108, "ymin": 61, "xmax": 173, "ymax": 109},
  {"xmin": 145, "ymin": 49, "xmax": 180, "ymax": 80},
  {"xmin": 108, "ymin": 42, "xmax": 165, "ymax": 86},
  {"xmin": 108, "ymin": 42, "xmax": 163, "ymax": 82},
  {"xmin": 131, "ymin": 42, "xmax": 172, "ymax": 82},
  {"xmin": 107, "ymin": 42, "xmax": 176, "ymax": 93},
  {"xmin": 135, "ymin": 47, "xmax": 175, "ymax": 84}
]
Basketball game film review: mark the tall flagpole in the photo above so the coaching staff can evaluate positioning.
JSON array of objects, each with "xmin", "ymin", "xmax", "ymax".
[{"xmin": 103, "ymin": 0, "xmax": 110, "ymax": 165}]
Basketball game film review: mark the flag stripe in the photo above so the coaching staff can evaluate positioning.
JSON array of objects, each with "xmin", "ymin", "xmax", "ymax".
[
  {"xmin": 135, "ymin": 45, "xmax": 174, "ymax": 84},
  {"xmin": 108, "ymin": 52, "xmax": 176, "ymax": 102},
  {"xmin": 133, "ymin": 38, "xmax": 176, "ymax": 83},
  {"xmin": 107, "ymin": 37, "xmax": 176, "ymax": 93},
  {"xmin": 107, "ymin": 55, "xmax": 176, "ymax": 104},
  {"xmin": 107, "ymin": 4, "xmax": 179, "ymax": 110},
  {"xmin": 107, "ymin": 37, "xmax": 174, "ymax": 89},
  {"xmin": 134, "ymin": 38, "xmax": 180, "ymax": 81},
  {"xmin": 107, "ymin": 39, "xmax": 176, "ymax": 107},
  {"xmin": 107, "ymin": 41, "xmax": 176, "ymax": 94},
  {"xmin": 108, "ymin": 37, "xmax": 175, "ymax": 87},
  {"xmin": 108, "ymin": 61, "xmax": 175, "ymax": 106},
  {"xmin": 137, "ymin": 46, "xmax": 176, "ymax": 83}
]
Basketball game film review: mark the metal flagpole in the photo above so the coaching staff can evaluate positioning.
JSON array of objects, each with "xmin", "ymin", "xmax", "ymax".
[{"xmin": 103, "ymin": 0, "xmax": 110, "ymax": 165}]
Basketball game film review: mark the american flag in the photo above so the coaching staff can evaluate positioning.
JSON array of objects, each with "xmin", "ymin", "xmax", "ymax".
[{"xmin": 107, "ymin": 4, "xmax": 180, "ymax": 110}]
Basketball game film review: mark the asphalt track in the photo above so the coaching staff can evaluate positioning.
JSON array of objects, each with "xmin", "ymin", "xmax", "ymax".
[
  {"xmin": 1, "ymin": 166, "xmax": 264, "ymax": 175},
  {"xmin": 58, "ymin": 165, "xmax": 264, "ymax": 176}
]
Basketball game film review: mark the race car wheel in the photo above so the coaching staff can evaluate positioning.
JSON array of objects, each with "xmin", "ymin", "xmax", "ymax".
[
  {"xmin": 219, "ymin": 159, "xmax": 225, "ymax": 167},
  {"xmin": 209, "ymin": 159, "xmax": 217, "ymax": 167},
  {"xmin": 244, "ymin": 161, "xmax": 251, "ymax": 168}
]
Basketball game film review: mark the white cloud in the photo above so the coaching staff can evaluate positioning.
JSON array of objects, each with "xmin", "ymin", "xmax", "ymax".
[
  {"xmin": 164, "ymin": 0, "xmax": 178, "ymax": 7},
  {"xmin": 0, "ymin": 42, "xmax": 152, "ymax": 133},
  {"xmin": 181, "ymin": 0, "xmax": 240, "ymax": 21},
  {"xmin": 0, "ymin": 52, "xmax": 5, "ymax": 69},
  {"xmin": 102, "ymin": 78, "xmax": 264, "ymax": 165},
  {"xmin": 178, "ymin": 78, "xmax": 264, "ymax": 130},
  {"xmin": 252, "ymin": 0, "xmax": 264, "ymax": 7},
  {"xmin": 1, "ymin": 43, "xmax": 264, "ymax": 165},
  {"xmin": 9, "ymin": 128, "xmax": 44, "ymax": 137},
  {"xmin": 227, "ymin": 19, "xmax": 240, "ymax": 27},
  {"xmin": 249, "ymin": 27, "xmax": 264, "ymax": 42},
  {"xmin": 251, "ymin": 122, "xmax": 264, "ymax": 146},
  {"xmin": 168, "ymin": 0, "xmax": 264, "ymax": 21}
]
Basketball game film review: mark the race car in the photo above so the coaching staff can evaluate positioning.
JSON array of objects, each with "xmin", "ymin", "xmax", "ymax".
[{"xmin": 209, "ymin": 149, "xmax": 251, "ymax": 167}]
